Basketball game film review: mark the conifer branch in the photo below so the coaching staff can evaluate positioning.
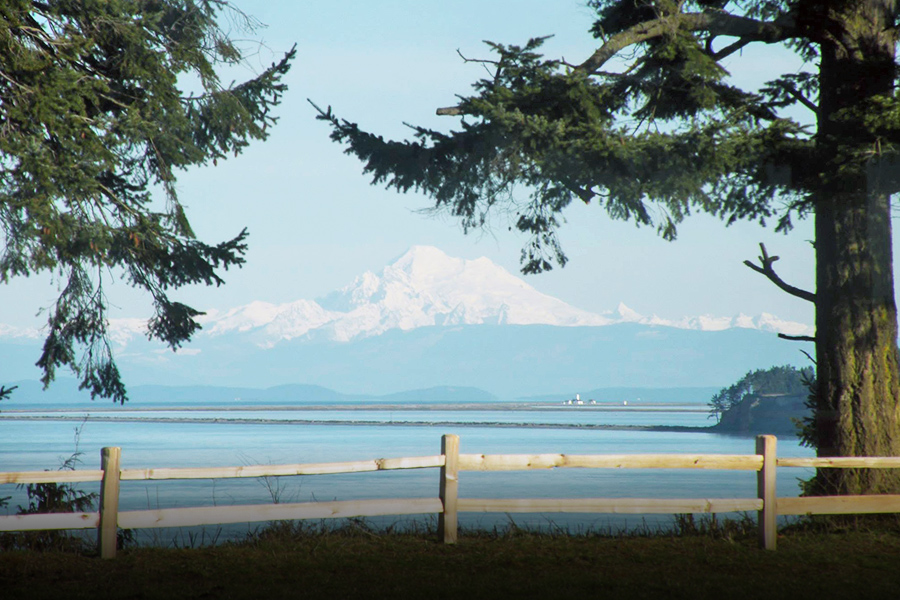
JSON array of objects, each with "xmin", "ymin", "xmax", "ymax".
[
  {"xmin": 436, "ymin": 10, "xmax": 799, "ymax": 115},
  {"xmin": 744, "ymin": 243, "xmax": 816, "ymax": 304},
  {"xmin": 0, "ymin": 69, "xmax": 33, "ymax": 92},
  {"xmin": 577, "ymin": 12, "xmax": 798, "ymax": 75}
]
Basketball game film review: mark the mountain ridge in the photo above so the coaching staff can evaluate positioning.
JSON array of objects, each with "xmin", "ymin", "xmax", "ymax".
[{"xmin": 0, "ymin": 379, "xmax": 499, "ymax": 407}]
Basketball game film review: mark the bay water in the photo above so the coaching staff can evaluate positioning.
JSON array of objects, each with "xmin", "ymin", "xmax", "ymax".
[{"xmin": 0, "ymin": 404, "xmax": 814, "ymax": 542}]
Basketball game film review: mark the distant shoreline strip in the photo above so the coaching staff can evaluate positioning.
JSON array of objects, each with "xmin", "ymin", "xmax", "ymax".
[
  {"xmin": 0, "ymin": 403, "xmax": 708, "ymax": 413},
  {"xmin": 0, "ymin": 414, "xmax": 718, "ymax": 433}
]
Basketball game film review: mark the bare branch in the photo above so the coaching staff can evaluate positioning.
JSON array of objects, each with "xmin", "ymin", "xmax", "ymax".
[
  {"xmin": 456, "ymin": 48, "xmax": 500, "ymax": 67},
  {"xmin": 710, "ymin": 37, "xmax": 752, "ymax": 60},
  {"xmin": 774, "ymin": 81, "xmax": 818, "ymax": 113},
  {"xmin": 799, "ymin": 349, "xmax": 816, "ymax": 365},
  {"xmin": 743, "ymin": 242, "xmax": 816, "ymax": 304},
  {"xmin": 778, "ymin": 333, "xmax": 816, "ymax": 342}
]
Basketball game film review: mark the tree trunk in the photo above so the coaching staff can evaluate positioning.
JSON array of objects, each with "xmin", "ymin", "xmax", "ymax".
[
  {"xmin": 810, "ymin": 0, "xmax": 900, "ymax": 494},
  {"xmin": 815, "ymin": 191, "xmax": 900, "ymax": 494}
]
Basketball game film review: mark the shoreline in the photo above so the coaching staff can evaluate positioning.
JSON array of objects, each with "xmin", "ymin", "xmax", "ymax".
[
  {"xmin": 0, "ymin": 401, "xmax": 708, "ymax": 413},
  {"xmin": 0, "ymin": 413, "xmax": 727, "ymax": 434}
]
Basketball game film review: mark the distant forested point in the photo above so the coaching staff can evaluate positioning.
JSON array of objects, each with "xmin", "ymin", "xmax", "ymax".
[{"xmin": 709, "ymin": 365, "xmax": 813, "ymax": 436}]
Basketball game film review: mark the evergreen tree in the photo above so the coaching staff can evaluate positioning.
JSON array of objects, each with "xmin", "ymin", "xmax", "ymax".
[
  {"xmin": 315, "ymin": 1, "xmax": 900, "ymax": 494},
  {"xmin": 0, "ymin": 1, "xmax": 294, "ymax": 403}
]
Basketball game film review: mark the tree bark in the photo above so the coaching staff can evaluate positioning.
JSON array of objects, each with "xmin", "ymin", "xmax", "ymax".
[
  {"xmin": 815, "ymin": 190, "xmax": 900, "ymax": 494},
  {"xmin": 810, "ymin": 0, "xmax": 900, "ymax": 494}
]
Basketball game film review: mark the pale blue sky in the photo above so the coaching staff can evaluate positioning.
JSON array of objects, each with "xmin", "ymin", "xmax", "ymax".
[{"xmin": 3, "ymin": 1, "xmax": 851, "ymax": 330}]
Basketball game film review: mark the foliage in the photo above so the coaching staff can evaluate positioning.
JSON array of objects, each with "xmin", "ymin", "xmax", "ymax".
[
  {"xmin": 707, "ymin": 364, "xmax": 813, "ymax": 423},
  {"xmin": 18, "ymin": 461, "xmax": 96, "ymax": 518},
  {"xmin": 0, "ymin": 384, "xmax": 16, "ymax": 402},
  {"xmin": 0, "ymin": 1, "xmax": 294, "ymax": 403}
]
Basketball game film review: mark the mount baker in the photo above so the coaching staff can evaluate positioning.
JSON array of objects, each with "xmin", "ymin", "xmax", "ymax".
[
  {"xmin": 0, "ymin": 245, "xmax": 812, "ymax": 348},
  {"xmin": 95, "ymin": 244, "xmax": 811, "ymax": 347},
  {"xmin": 61, "ymin": 245, "xmax": 814, "ymax": 348}
]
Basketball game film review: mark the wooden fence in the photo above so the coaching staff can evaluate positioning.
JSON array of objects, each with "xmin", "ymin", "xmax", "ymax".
[{"xmin": 3, "ymin": 434, "xmax": 900, "ymax": 558}]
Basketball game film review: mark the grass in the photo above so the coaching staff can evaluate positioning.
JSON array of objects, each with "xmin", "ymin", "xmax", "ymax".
[{"xmin": 2, "ymin": 517, "xmax": 900, "ymax": 599}]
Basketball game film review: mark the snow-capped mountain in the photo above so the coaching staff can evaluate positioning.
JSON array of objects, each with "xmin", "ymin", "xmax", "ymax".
[
  {"xmin": 309, "ymin": 245, "xmax": 611, "ymax": 341},
  {"xmin": 173, "ymin": 245, "xmax": 611, "ymax": 345},
  {"xmin": 95, "ymin": 245, "xmax": 812, "ymax": 347}
]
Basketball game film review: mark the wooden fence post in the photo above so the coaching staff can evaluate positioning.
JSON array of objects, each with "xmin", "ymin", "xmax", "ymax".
[
  {"xmin": 98, "ymin": 447, "xmax": 121, "ymax": 559},
  {"xmin": 439, "ymin": 434, "xmax": 459, "ymax": 544},
  {"xmin": 756, "ymin": 435, "xmax": 777, "ymax": 550}
]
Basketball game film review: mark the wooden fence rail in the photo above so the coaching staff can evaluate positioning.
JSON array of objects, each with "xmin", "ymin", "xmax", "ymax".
[{"xmin": 3, "ymin": 434, "xmax": 900, "ymax": 557}]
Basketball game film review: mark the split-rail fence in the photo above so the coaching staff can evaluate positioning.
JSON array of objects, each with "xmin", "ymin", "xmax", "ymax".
[{"xmin": 3, "ymin": 434, "xmax": 900, "ymax": 558}]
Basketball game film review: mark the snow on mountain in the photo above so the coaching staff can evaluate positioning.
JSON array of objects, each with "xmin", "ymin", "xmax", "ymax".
[
  {"xmin": 107, "ymin": 318, "xmax": 151, "ymax": 347},
  {"xmin": 199, "ymin": 300, "xmax": 339, "ymax": 346},
  {"xmin": 15, "ymin": 246, "xmax": 815, "ymax": 348},
  {"xmin": 601, "ymin": 306, "xmax": 815, "ymax": 337},
  {"xmin": 312, "ymin": 245, "xmax": 611, "ymax": 341},
  {"xmin": 610, "ymin": 302, "xmax": 644, "ymax": 323},
  {"xmin": 752, "ymin": 313, "xmax": 813, "ymax": 336},
  {"xmin": 0, "ymin": 322, "xmax": 42, "ymax": 340}
]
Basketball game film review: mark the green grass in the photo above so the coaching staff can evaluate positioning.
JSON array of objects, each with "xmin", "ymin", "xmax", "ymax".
[{"xmin": 2, "ymin": 519, "xmax": 900, "ymax": 599}]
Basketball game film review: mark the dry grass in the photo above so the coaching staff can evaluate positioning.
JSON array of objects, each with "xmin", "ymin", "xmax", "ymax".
[{"xmin": 1, "ymin": 519, "xmax": 899, "ymax": 599}]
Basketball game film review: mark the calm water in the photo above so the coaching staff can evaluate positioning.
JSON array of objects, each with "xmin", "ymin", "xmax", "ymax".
[{"xmin": 0, "ymin": 408, "xmax": 814, "ymax": 539}]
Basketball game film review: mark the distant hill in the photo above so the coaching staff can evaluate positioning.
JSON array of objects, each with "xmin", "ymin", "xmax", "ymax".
[
  {"xmin": 0, "ymin": 380, "xmax": 496, "ymax": 408},
  {"xmin": 377, "ymin": 386, "xmax": 497, "ymax": 404}
]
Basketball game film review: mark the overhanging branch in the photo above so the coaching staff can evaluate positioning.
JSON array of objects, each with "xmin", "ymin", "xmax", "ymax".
[
  {"xmin": 577, "ymin": 11, "xmax": 798, "ymax": 75},
  {"xmin": 437, "ymin": 9, "xmax": 800, "ymax": 115},
  {"xmin": 743, "ymin": 242, "xmax": 816, "ymax": 304}
]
